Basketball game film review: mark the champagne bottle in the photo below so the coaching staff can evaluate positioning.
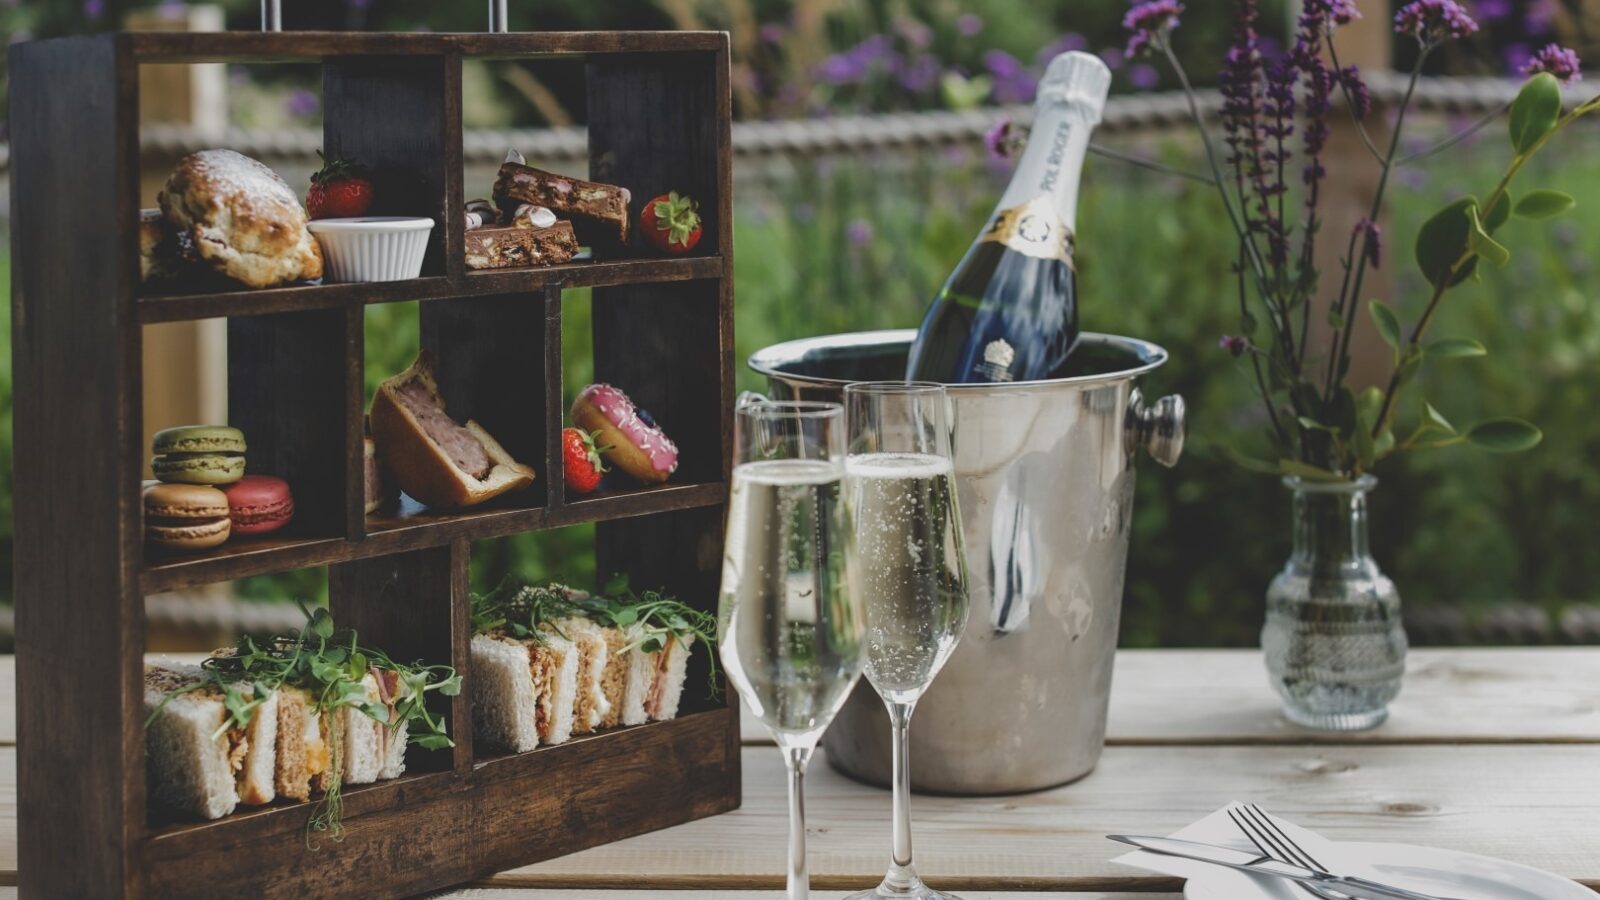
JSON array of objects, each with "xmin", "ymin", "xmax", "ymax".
[{"xmin": 905, "ymin": 52, "xmax": 1111, "ymax": 383}]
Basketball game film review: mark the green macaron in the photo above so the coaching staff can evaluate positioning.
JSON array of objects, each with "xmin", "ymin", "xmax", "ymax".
[
  {"xmin": 152, "ymin": 425, "xmax": 247, "ymax": 456},
  {"xmin": 152, "ymin": 452, "xmax": 247, "ymax": 485}
]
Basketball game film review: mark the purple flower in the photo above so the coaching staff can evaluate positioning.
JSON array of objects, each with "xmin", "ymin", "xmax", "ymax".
[
  {"xmin": 1219, "ymin": 335, "xmax": 1250, "ymax": 356},
  {"xmin": 897, "ymin": 55, "xmax": 940, "ymax": 93},
  {"xmin": 1476, "ymin": 0, "xmax": 1511, "ymax": 19},
  {"xmin": 284, "ymin": 87, "xmax": 320, "ymax": 119},
  {"xmin": 846, "ymin": 219, "xmax": 874, "ymax": 247},
  {"xmin": 1324, "ymin": 0, "xmax": 1360, "ymax": 25},
  {"xmin": 1339, "ymin": 65, "xmax": 1371, "ymax": 119},
  {"xmin": 1523, "ymin": 43, "xmax": 1582, "ymax": 84},
  {"xmin": 1129, "ymin": 63, "xmax": 1160, "ymax": 89},
  {"xmin": 985, "ymin": 50, "xmax": 1037, "ymax": 104},
  {"xmin": 1524, "ymin": 0, "xmax": 1557, "ymax": 34},
  {"xmin": 1123, "ymin": 0, "xmax": 1184, "ymax": 59},
  {"xmin": 984, "ymin": 117, "xmax": 1015, "ymax": 160},
  {"xmin": 1504, "ymin": 42, "xmax": 1534, "ymax": 76},
  {"xmin": 1394, "ymin": 0, "xmax": 1478, "ymax": 44},
  {"xmin": 956, "ymin": 14, "xmax": 984, "ymax": 38},
  {"xmin": 1038, "ymin": 33, "xmax": 1088, "ymax": 62},
  {"xmin": 1100, "ymin": 47, "xmax": 1127, "ymax": 71},
  {"xmin": 83, "ymin": 0, "xmax": 104, "ymax": 18},
  {"xmin": 158, "ymin": 0, "xmax": 189, "ymax": 14},
  {"xmin": 1356, "ymin": 218, "xmax": 1382, "ymax": 269},
  {"xmin": 759, "ymin": 22, "xmax": 786, "ymax": 44}
]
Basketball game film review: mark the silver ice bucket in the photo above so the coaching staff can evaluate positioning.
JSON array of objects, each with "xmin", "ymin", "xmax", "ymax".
[{"xmin": 749, "ymin": 330, "xmax": 1184, "ymax": 794}]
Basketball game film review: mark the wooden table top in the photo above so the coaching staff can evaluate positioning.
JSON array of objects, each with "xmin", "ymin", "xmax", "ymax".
[{"xmin": 2, "ymin": 647, "xmax": 1596, "ymax": 898}]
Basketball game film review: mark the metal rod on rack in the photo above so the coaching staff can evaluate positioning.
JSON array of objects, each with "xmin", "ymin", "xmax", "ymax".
[
  {"xmin": 261, "ymin": 0, "xmax": 281, "ymax": 32},
  {"xmin": 489, "ymin": 0, "xmax": 509, "ymax": 33}
]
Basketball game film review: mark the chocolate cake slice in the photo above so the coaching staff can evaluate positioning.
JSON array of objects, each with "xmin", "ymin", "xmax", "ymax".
[
  {"xmin": 464, "ymin": 222, "xmax": 580, "ymax": 270},
  {"xmin": 494, "ymin": 162, "xmax": 630, "ymax": 246}
]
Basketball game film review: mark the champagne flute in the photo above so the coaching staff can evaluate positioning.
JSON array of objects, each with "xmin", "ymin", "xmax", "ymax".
[
  {"xmin": 842, "ymin": 382, "xmax": 971, "ymax": 900},
  {"xmin": 717, "ymin": 399, "xmax": 865, "ymax": 900}
]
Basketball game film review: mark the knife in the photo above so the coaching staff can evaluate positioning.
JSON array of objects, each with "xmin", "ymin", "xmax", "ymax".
[{"xmin": 1108, "ymin": 834, "xmax": 1446, "ymax": 900}]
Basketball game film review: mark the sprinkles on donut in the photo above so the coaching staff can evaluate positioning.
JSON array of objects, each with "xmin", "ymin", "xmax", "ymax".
[{"xmin": 570, "ymin": 384, "xmax": 679, "ymax": 485}]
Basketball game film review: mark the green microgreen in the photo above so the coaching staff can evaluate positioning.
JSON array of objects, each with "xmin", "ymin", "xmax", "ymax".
[{"xmin": 143, "ymin": 601, "xmax": 460, "ymax": 845}]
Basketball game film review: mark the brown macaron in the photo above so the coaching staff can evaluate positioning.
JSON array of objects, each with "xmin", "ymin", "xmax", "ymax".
[{"xmin": 144, "ymin": 482, "xmax": 232, "ymax": 552}]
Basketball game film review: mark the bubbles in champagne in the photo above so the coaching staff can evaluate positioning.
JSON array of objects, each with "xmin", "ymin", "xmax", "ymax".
[
  {"xmin": 718, "ymin": 459, "xmax": 864, "ymax": 745},
  {"xmin": 845, "ymin": 452, "xmax": 970, "ymax": 701}
]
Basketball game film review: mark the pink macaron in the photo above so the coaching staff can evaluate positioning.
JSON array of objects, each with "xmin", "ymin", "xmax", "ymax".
[{"xmin": 222, "ymin": 475, "xmax": 295, "ymax": 535}]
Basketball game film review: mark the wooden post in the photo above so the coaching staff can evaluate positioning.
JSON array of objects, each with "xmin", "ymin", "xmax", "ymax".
[{"xmin": 1310, "ymin": 0, "xmax": 1393, "ymax": 393}]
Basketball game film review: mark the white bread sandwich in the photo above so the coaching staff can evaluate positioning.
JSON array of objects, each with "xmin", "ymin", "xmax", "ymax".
[
  {"xmin": 369, "ymin": 351, "xmax": 535, "ymax": 509},
  {"xmin": 339, "ymin": 668, "xmax": 411, "ymax": 784},
  {"xmin": 143, "ymin": 663, "xmax": 279, "ymax": 820},
  {"xmin": 141, "ymin": 607, "xmax": 460, "ymax": 831},
  {"xmin": 471, "ymin": 577, "xmax": 714, "ymax": 748}
]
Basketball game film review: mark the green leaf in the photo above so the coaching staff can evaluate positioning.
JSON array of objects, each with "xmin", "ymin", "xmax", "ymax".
[
  {"xmin": 1368, "ymin": 300, "xmax": 1401, "ymax": 350},
  {"xmin": 1465, "ymin": 418, "xmax": 1543, "ymax": 452},
  {"xmin": 309, "ymin": 608, "xmax": 335, "ymax": 640},
  {"xmin": 1415, "ymin": 197, "xmax": 1479, "ymax": 287},
  {"xmin": 1356, "ymin": 386, "xmax": 1383, "ymax": 425},
  {"xmin": 1467, "ymin": 205, "xmax": 1511, "ymax": 267},
  {"xmin": 1508, "ymin": 73, "xmax": 1562, "ymax": 154},
  {"xmin": 1395, "ymin": 347, "xmax": 1425, "ymax": 388},
  {"xmin": 1484, "ymin": 192, "xmax": 1512, "ymax": 232},
  {"xmin": 1513, "ymin": 189, "xmax": 1576, "ymax": 220},
  {"xmin": 411, "ymin": 733, "xmax": 455, "ymax": 751},
  {"xmin": 1297, "ymin": 416, "xmax": 1336, "ymax": 433},
  {"xmin": 1426, "ymin": 338, "xmax": 1487, "ymax": 359},
  {"xmin": 1373, "ymin": 429, "xmax": 1396, "ymax": 458},
  {"xmin": 1424, "ymin": 402, "xmax": 1455, "ymax": 434}
]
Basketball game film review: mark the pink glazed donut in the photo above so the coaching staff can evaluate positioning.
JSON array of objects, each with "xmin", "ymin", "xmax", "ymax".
[{"xmin": 570, "ymin": 384, "xmax": 680, "ymax": 484}]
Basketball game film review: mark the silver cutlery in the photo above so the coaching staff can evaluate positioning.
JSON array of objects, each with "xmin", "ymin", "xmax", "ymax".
[
  {"xmin": 1107, "ymin": 832, "xmax": 1449, "ymax": 900},
  {"xmin": 1228, "ymin": 804, "xmax": 1465, "ymax": 900}
]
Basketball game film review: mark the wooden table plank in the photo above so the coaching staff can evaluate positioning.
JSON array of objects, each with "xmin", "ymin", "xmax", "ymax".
[
  {"xmin": 428, "ymin": 883, "xmax": 1177, "ymax": 890},
  {"xmin": 4, "ymin": 649, "xmax": 1595, "ymax": 748},
  {"xmin": 488, "ymin": 743, "xmax": 1600, "ymax": 892},
  {"xmin": 736, "ymin": 648, "xmax": 1600, "ymax": 746}
]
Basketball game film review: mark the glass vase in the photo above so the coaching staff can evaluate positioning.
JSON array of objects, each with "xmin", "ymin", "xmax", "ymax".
[{"xmin": 1262, "ymin": 475, "xmax": 1407, "ymax": 730}]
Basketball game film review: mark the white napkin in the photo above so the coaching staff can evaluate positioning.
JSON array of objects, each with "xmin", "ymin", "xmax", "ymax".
[{"xmin": 1111, "ymin": 801, "xmax": 1385, "ymax": 899}]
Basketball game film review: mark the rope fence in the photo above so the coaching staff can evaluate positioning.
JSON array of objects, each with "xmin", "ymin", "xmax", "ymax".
[{"xmin": 0, "ymin": 74, "xmax": 1585, "ymax": 173}]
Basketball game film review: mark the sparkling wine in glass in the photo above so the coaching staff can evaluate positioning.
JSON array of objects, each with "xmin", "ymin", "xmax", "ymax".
[
  {"xmin": 718, "ymin": 400, "xmax": 865, "ymax": 900},
  {"xmin": 843, "ymin": 382, "xmax": 971, "ymax": 900}
]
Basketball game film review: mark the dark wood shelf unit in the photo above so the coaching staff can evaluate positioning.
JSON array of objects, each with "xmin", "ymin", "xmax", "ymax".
[
  {"xmin": 137, "ymin": 254, "xmax": 725, "ymax": 323},
  {"xmin": 11, "ymin": 28, "xmax": 736, "ymax": 900}
]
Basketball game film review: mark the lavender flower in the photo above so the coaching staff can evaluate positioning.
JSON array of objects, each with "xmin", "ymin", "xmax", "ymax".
[
  {"xmin": 1325, "ymin": 0, "xmax": 1360, "ymax": 25},
  {"xmin": 1394, "ymin": 0, "xmax": 1479, "ymax": 44},
  {"xmin": 846, "ymin": 219, "xmax": 874, "ymax": 247},
  {"xmin": 1356, "ymin": 218, "xmax": 1382, "ymax": 269},
  {"xmin": 1339, "ymin": 65, "xmax": 1371, "ymax": 119},
  {"xmin": 1476, "ymin": 0, "xmax": 1511, "ymax": 19},
  {"xmin": 1504, "ymin": 42, "xmax": 1534, "ymax": 76},
  {"xmin": 984, "ymin": 51, "xmax": 1037, "ymax": 104},
  {"xmin": 1219, "ymin": 335, "xmax": 1250, "ymax": 356},
  {"xmin": 1523, "ymin": 43, "xmax": 1582, "ymax": 84},
  {"xmin": 1038, "ymin": 33, "xmax": 1088, "ymax": 61},
  {"xmin": 758, "ymin": 22, "xmax": 786, "ymax": 44},
  {"xmin": 956, "ymin": 14, "xmax": 984, "ymax": 38},
  {"xmin": 1123, "ymin": 0, "xmax": 1184, "ymax": 59},
  {"xmin": 1129, "ymin": 63, "xmax": 1160, "ymax": 90},
  {"xmin": 984, "ymin": 117, "xmax": 1015, "ymax": 160},
  {"xmin": 894, "ymin": 18, "xmax": 933, "ymax": 51},
  {"xmin": 897, "ymin": 55, "xmax": 941, "ymax": 93},
  {"xmin": 284, "ymin": 88, "xmax": 320, "ymax": 119}
]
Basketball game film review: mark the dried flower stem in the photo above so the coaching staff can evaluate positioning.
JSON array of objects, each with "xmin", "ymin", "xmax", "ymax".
[
  {"xmin": 1087, "ymin": 142, "xmax": 1215, "ymax": 184},
  {"xmin": 1393, "ymin": 101, "xmax": 1511, "ymax": 165}
]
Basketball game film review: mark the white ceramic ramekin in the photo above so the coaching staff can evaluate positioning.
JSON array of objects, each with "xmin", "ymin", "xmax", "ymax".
[{"xmin": 307, "ymin": 216, "xmax": 435, "ymax": 283}]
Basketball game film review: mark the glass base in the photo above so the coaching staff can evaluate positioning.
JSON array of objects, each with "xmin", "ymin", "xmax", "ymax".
[
  {"xmin": 845, "ymin": 884, "xmax": 962, "ymax": 900},
  {"xmin": 1282, "ymin": 702, "xmax": 1389, "ymax": 731}
]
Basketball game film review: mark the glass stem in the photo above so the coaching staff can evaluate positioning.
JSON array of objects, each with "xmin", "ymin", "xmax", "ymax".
[
  {"xmin": 885, "ymin": 699, "xmax": 920, "ymax": 890},
  {"xmin": 785, "ymin": 744, "xmax": 814, "ymax": 900}
]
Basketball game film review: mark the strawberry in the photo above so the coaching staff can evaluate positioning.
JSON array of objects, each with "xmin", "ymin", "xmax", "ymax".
[
  {"xmin": 306, "ymin": 151, "xmax": 374, "ymax": 220},
  {"xmin": 639, "ymin": 191, "xmax": 703, "ymax": 254},
  {"xmin": 561, "ymin": 427, "xmax": 608, "ymax": 495}
]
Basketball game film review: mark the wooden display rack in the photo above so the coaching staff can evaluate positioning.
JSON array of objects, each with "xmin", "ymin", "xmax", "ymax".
[{"xmin": 9, "ymin": 30, "xmax": 737, "ymax": 899}]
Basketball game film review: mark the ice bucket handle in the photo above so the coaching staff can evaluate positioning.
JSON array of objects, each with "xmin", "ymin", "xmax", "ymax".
[{"xmin": 1126, "ymin": 389, "xmax": 1185, "ymax": 468}]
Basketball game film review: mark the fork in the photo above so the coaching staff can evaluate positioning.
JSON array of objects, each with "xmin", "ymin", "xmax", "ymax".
[{"xmin": 1228, "ymin": 804, "xmax": 1464, "ymax": 900}]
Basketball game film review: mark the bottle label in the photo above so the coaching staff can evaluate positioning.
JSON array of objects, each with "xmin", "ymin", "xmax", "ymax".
[
  {"xmin": 974, "ymin": 338, "xmax": 1017, "ymax": 382},
  {"xmin": 978, "ymin": 194, "xmax": 1075, "ymax": 266}
]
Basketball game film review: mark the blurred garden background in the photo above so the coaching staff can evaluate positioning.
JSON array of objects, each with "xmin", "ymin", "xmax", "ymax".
[{"xmin": 1, "ymin": 0, "xmax": 1597, "ymax": 648}]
